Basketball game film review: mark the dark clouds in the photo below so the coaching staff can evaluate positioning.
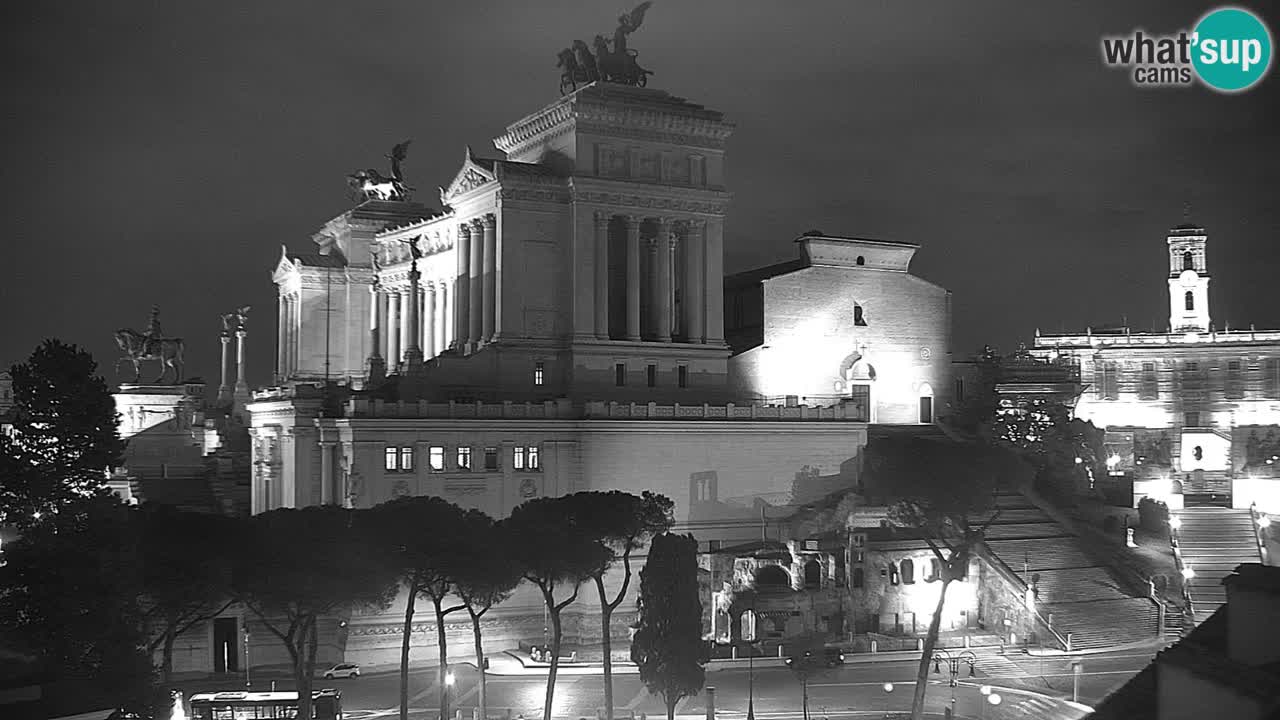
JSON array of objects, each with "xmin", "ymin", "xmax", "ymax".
[{"xmin": 3, "ymin": 1, "xmax": 1277, "ymax": 383}]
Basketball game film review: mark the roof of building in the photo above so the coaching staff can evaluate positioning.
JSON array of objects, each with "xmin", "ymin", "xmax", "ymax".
[
  {"xmin": 724, "ymin": 258, "xmax": 807, "ymax": 288},
  {"xmin": 288, "ymin": 252, "xmax": 347, "ymax": 269},
  {"xmin": 133, "ymin": 477, "xmax": 221, "ymax": 514}
]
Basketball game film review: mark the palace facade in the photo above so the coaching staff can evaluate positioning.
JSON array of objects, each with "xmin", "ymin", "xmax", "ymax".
[{"xmin": 1032, "ymin": 221, "xmax": 1280, "ymax": 512}]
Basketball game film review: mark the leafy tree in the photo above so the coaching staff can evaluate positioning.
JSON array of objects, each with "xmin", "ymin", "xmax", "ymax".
[
  {"xmin": 569, "ymin": 491, "xmax": 674, "ymax": 720},
  {"xmin": 0, "ymin": 340, "xmax": 126, "ymax": 529},
  {"xmin": 0, "ymin": 494, "xmax": 153, "ymax": 714},
  {"xmin": 506, "ymin": 495, "xmax": 610, "ymax": 720},
  {"xmin": 370, "ymin": 496, "xmax": 478, "ymax": 720},
  {"xmin": 137, "ymin": 504, "xmax": 237, "ymax": 686},
  {"xmin": 631, "ymin": 533, "xmax": 705, "ymax": 720},
  {"xmin": 864, "ymin": 434, "xmax": 1028, "ymax": 720},
  {"xmin": 233, "ymin": 506, "xmax": 397, "ymax": 720},
  {"xmin": 455, "ymin": 514, "xmax": 522, "ymax": 720}
]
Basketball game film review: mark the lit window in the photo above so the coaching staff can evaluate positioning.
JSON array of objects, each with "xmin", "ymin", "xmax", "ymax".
[
  {"xmin": 484, "ymin": 447, "xmax": 498, "ymax": 470},
  {"xmin": 678, "ymin": 365, "xmax": 688, "ymax": 388},
  {"xmin": 399, "ymin": 447, "xmax": 414, "ymax": 472},
  {"xmin": 1185, "ymin": 291, "xmax": 1194, "ymax": 311},
  {"xmin": 900, "ymin": 559, "xmax": 915, "ymax": 585},
  {"xmin": 854, "ymin": 305, "xmax": 867, "ymax": 327},
  {"xmin": 429, "ymin": 446, "xmax": 445, "ymax": 472},
  {"xmin": 647, "ymin": 364, "xmax": 657, "ymax": 387},
  {"xmin": 457, "ymin": 446, "xmax": 472, "ymax": 470},
  {"xmin": 385, "ymin": 447, "xmax": 398, "ymax": 472},
  {"xmin": 534, "ymin": 361, "xmax": 545, "ymax": 386},
  {"xmin": 615, "ymin": 363, "xmax": 626, "ymax": 386},
  {"xmin": 514, "ymin": 446, "xmax": 525, "ymax": 470},
  {"xmin": 527, "ymin": 445, "xmax": 540, "ymax": 470}
]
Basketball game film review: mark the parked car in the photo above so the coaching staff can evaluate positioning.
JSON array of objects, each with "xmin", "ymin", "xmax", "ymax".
[
  {"xmin": 323, "ymin": 662, "xmax": 361, "ymax": 679},
  {"xmin": 785, "ymin": 646, "xmax": 846, "ymax": 669}
]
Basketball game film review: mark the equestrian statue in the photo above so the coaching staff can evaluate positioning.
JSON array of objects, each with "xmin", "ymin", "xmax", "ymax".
[
  {"xmin": 347, "ymin": 140, "xmax": 413, "ymax": 203},
  {"xmin": 115, "ymin": 306, "xmax": 186, "ymax": 384},
  {"xmin": 558, "ymin": 2, "xmax": 654, "ymax": 95}
]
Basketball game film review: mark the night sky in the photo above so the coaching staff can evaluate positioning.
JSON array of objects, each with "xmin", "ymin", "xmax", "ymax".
[{"xmin": 4, "ymin": 1, "xmax": 1278, "ymax": 387}]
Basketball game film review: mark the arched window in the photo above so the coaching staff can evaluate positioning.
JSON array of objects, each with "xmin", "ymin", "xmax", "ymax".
[
  {"xmin": 927, "ymin": 558, "xmax": 941, "ymax": 582},
  {"xmin": 854, "ymin": 305, "xmax": 867, "ymax": 327},
  {"xmin": 856, "ymin": 255, "xmax": 865, "ymax": 266},
  {"xmin": 803, "ymin": 559, "xmax": 821, "ymax": 589},
  {"xmin": 754, "ymin": 564, "xmax": 790, "ymax": 590},
  {"xmin": 900, "ymin": 558, "xmax": 915, "ymax": 584},
  {"xmin": 1183, "ymin": 251, "xmax": 1194, "ymax": 271},
  {"xmin": 1185, "ymin": 291, "xmax": 1194, "ymax": 311},
  {"xmin": 852, "ymin": 567, "xmax": 865, "ymax": 588}
]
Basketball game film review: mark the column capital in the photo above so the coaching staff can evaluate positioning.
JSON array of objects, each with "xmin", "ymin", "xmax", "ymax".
[
  {"xmin": 470, "ymin": 217, "xmax": 485, "ymax": 231},
  {"xmin": 621, "ymin": 213, "xmax": 640, "ymax": 228},
  {"xmin": 594, "ymin": 210, "xmax": 612, "ymax": 227},
  {"xmin": 481, "ymin": 213, "xmax": 497, "ymax": 229},
  {"xmin": 689, "ymin": 217, "xmax": 708, "ymax": 231},
  {"xmin": 646, "ymin": 237, "xmax": 661, "ymax": 252},
  {"xmin": 236, "ymin": 329, "xmax": 248, "ymax": 339},
  {"xmin": 458, "ymin": 222, "xmax": 473, "ymax": 238}
]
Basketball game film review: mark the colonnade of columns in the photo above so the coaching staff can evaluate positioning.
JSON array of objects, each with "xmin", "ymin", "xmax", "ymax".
[
  {"xmin": 370, "ymin": 278, "xmax": 455, "ymax": 370},
  {"xmin": 593, "ymin": 212, "xmax": 721, "ymax": 344},
  {"xmin": 276, "ymin": 291, "xmax": 301, "ymax": 380},
  {"xmin": 456, "ymin": 214, "xmax": 498, "ymax": 353}
]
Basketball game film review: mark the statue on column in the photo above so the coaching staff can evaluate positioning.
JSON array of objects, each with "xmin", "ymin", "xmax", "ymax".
[{"xmin": 114, "ymin": 306, "xmax": 186, "ymax": 384}]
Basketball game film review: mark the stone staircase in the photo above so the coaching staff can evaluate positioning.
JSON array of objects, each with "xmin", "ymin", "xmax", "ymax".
[
  {"xmin": 1175, "ymin": 506, "xmax": 1262, "ymax": 624},
  {"xmin": 1179, "ymin": 469, "xmax": 1232, "ymax": 505},
  {"xmin": 978, "ymin": 493, "xmax": 1160, "ymax": 650}
]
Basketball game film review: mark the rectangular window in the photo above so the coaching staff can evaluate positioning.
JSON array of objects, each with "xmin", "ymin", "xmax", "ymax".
[
  {"xmin": 457, "ymin": 446, "xmax": 472, "ymax": 470},
  {"xmin": 678, "ymin": 365, "xmax": 688, "ymax": 388},
  {"xmin": 527, "ymin": 444, "xmax": 540, "ymax": 470},
  {"xmin": 954, "ymin": 378, "xmax": 965, "ymax": 403},
  {"xmin": 399, "ymin": 447, "xmax": 414, "ymax": 472},
  {"xmin": 1140, "ymin": 362, "xmax": 1158, "ymax": 400},
  {"xmin": 1099, "ymin": 362, "xmax": 1118, "ymax": 400},
  {"xmin": 1226, "ymin": 360, "xmax": 1243, "ymax": 399},
  {"xmin": 918, "ymin": 396, "xmax": 933, "ymax": 424},
  {"xmin": 429, "ymin": 446, "xmax": 445, "ymax": 472},
  {"xmin": 1185, "ymin": 412, "xmax": 1200, "ymax": 428},
  {"xmin": 647, "ymin": 364, "xmax": 657, "ymax": 387},
  {"xmin": 1268, "ymin": 359, "xmax": 1280, "ymax": 398},
  {"xmin": 514, "ymin": 446, "xmax": 526, "ymax": 470},
  {"xmin": 385, "ymin": 447, "xmax": 398, "ymax": 472},
  {"xmin": 484, "ymin": 447, "xmax": 498, "ymax": 471},
  {"xmin": 534, "ymin": 361, "xmax": 545, "ymax": 386},
  {"xmin": 615, "ymin": 363, "xmax": 626, "ymax": 386}
]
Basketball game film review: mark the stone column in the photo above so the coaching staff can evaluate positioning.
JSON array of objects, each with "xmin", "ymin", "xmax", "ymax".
[
  {"xmin": 657, "ymin": 218, "xmax": 674, "ymax": 343},
  {"xmin": 400, "ymin": 286, "xmax": 416, "ymax": 363},
  {"xmin": 704, "ymin": 217, "xmax": 725, "ymax": 344},
  {"xmin": 625, "ymin": 215, "xmax": 641, "ymax": 341},
  {"xmin": 482, "ymin": 214, "xmax": 497, "ymax": 343},
  {"xmin": 424, "ymin": 283, "xmax": 437, "ymax": 358},
  {"xmin": 235, "ymin": 327, "xmax": 248, "ymax": 392},
  {"xmin": 218, "ymin": 332, "xmax": 232, "ymax": 403},
  {"xmin": 594, "ymin": 211, "xmax": 610, "ymax": 339},
  {"xmin": 469, "ymin": 219, "xmax": 484, "ymax": 349},
  {"xmin": 455, "ymin": 224, "xmax": 472, "ymax": 350},
  {"xmin": 319, "ymin": 439, "xmax": 335, "ymax": 505},
  {"xmin": 684, "ymin": 220, "xmax": 706, "ymax": 343},
  {"xmin": 367, "ymin": 285, "xmax": 385, "ymax": 383},
  {"xmin": 439, "ymin": 284, "xmax": 450, "ymax": 352},
  {"xmin": 403, "ymin": 267, "xmax": 422, "ymax": 365},
  {"xmin": 276, "ymin": 295, "xmax": 287, "ymax": 381},
  {"xmin": 387, "ymin": 290, "xmax": 401, "ymax": 368},
  {"xmin": 286, "ymin": 295, "xmax": 297, "ymax": 377}
]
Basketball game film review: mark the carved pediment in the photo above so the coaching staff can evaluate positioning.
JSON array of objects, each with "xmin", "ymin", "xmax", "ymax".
[
  {"xmin": 272, "ymin": 245, "xmax": 299, "ymax": 284},
  {"xmin": 442, "ymin": 146, "xmax": 496, "ymax": 202}
]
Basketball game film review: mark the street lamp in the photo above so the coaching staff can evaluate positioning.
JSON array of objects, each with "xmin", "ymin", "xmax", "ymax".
[
  {"xmin": 444, "ymin": 669, "xmax": 456, "ymax": 719},
  {"xmin": 932, "ymin": 649, "xmax": 977, "ymax": 719},
  {"xmin": 243, "ymin": 626, "xmax": 251, "ymax": 690},
  {"xmin": 744, "ymin": 610, "xmax": 758, "ymax": 720}
]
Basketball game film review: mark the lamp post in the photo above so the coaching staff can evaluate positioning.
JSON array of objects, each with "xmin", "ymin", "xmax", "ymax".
[
  {"xmin": 243, "ymin": 626, "xmax": 251, "ymax": 690},
  {"xmin": 444, "ymin": 669, "xmax": 455, "ymax": 719},
  {"xmin": 745, "ymin": 609, "xmax": 757, "ymax": 720},
  {"xmin": 932, "ymin": 649, "xmax": 977, "ymax": 719}
]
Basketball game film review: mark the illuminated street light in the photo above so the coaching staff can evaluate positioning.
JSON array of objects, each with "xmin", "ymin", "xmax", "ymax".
[
  {"xmin": 980, "ymin": 685, "xmax": 992, "ymax": 696},
  {"xmin": 1182, "ymin": 565, "xmax": 1196, "ymax": 580},
  {"xmin": 988, "ymin": 693, "xmax": 1002, "ymax": 706},
  {"xmin": 1169, "ymin": 516, "xmax": 1182, "ymax": 531},
  {"xmin": 445, "ymin": 671, "xmax": 456, "ymax": 686},
  {"xmin": 1259, "ymin": 515, "xmax": 1271, "ymax": 529},
  {"xmin": 883, "ymin": 682, "xmax": 894, "ymax": 693}
]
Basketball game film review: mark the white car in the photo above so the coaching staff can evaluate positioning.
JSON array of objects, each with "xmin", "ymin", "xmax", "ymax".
[{"xmin": 323, "ymin": 662, "xmax": 361, "ymax": 679}]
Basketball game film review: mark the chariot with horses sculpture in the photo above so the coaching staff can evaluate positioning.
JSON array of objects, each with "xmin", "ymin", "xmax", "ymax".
[
  {"xmin": 115, "ymin": 306, "xmax": 185, "ymax": 384},
  {"xmin": 558, "ymin": 2, "xmax": 655, "ymax": 95}
]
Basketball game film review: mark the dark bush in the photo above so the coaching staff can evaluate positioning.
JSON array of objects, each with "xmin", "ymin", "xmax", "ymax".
[{"xmin": 1138, "ymin": 497, "xmax": 1170, "ymax": 531}]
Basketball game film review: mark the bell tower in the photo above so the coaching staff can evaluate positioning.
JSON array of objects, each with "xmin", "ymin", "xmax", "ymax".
[{"xmin": 1167, "ymin": 218, "xmax": 1210, "ymax": 333}]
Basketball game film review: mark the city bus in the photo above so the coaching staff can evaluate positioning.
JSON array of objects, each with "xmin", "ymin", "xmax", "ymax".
[{"xmin": 187, "ymin": 690, "xmax": 342, "ymax": 720}]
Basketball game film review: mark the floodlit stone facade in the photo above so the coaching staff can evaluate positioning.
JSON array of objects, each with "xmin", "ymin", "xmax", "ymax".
[{"xmin": 1032, "ymin": 221, "xmax": 1280, "ymax": 512}]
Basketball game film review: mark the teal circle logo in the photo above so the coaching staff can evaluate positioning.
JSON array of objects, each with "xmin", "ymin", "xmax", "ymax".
[{"xmin": 1192, "ymin": 7, "xmax": 1273, "ymax": 92}]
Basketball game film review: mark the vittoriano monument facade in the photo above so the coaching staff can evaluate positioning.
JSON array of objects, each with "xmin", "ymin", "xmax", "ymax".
[{"xmin": 247, "ymin": 11, "xmax": 954, "ymax": 671}]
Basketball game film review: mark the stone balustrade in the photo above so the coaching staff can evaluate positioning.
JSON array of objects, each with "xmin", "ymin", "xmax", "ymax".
[
  {"xmin": 1037, "ymin": 328, "xmax": 1280, "ymax": 348},
  {"xmin": 338, "ymin": 397, "xmax": 869, "ymax": 421}
]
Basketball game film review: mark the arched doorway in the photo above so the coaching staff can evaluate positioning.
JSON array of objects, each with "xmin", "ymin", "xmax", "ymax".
[
  {"xmin": 754, "ymin": 564, "xmax": 790, "ymax": 591},
  {"xmin": 803, "ymin": 559, "xmax": 821, "ymax": 589}
]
